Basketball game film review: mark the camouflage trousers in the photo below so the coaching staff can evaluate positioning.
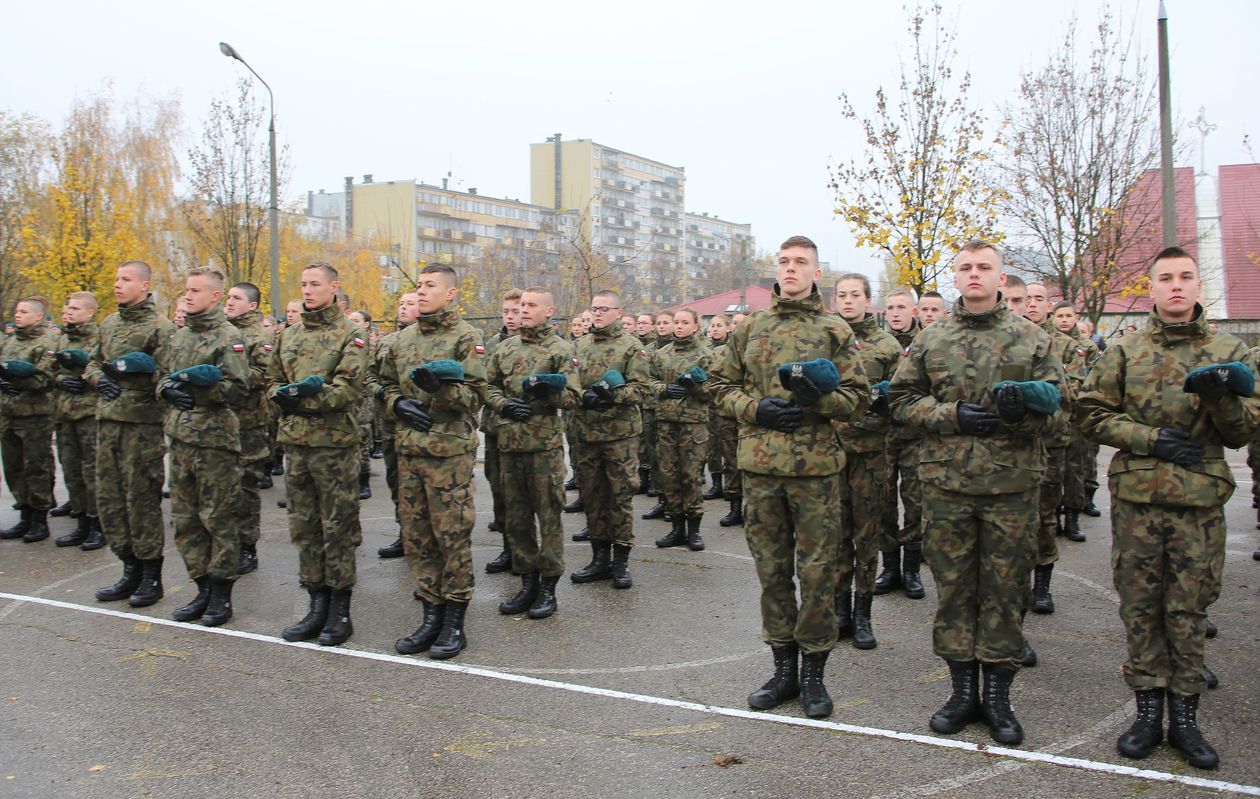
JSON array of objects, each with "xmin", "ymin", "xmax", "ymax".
[
  {"xmin": 922, "ymin": 484, "xmax": 1037, "ymax": 667},
  {"xmin": 577, "ymin": 436, "xmax": 639, "ymax": 546},
  {"xmin": 1, "ymin": 415, "xmax": 54, "ymax": 512},
  {"xmin": 97, "ymin": 421, "xmax": 166, "ymax": 560},
  {"xmin": 56, "ymin": 417, "xmax": 98, "ymax": 518},
  {"xmin": 641, "ymin": 410, "xmax": 661, "ymax": 491},
  {"xmin": 1111, "ymin": 498, "xmax": 1225, "ymax": 696},
  {"xmin": 1036, "ymin": 446, "xmax": 1065, "ymax": 567},
  {"xmin": 383, "ymin": 418, "xmax": 400, "ymax": 520},
  {"xmin": 838, "ymin": 449, "xmax": 889, "ymax": 594},
  {"xmin": 744, "ymin": 472, "xmax": 844, "ymax": 655},
  {"xmin": 285, "ymin": 444, "xmax": 361, "ymax": 590},
  {"xmin": 718, "ymin": 415, "xmax": 742, "ymax": 499},
  {"xmin": 358, "ymin": 400, "xmax": 373, "ymax": 480},
  {"xmin": 483, "ymin": 433, "xmax": 505, "ymax": 529},
  {"xmin": 1247, "ymin": 440, "xmax": 1260, "ymax": 507},
  {"xmin": 169, "ymin": 440, "xmax": 242, "ymax": 581},
  {"xmin": 502, "ymin": 447, "xmax": 567, "ymax": 578},
  {"xmin": 564, "ymin": 412, "xmax": 580, "ymax": 483},
  {"xmin": 706, "ymin": 408, "xmax": 723, "ymax": 476},
  {"xmin": 399, "ymin": 452, "xmax": 475, "ymax": 603},
  {"xmin": 1063, "ymin": 430, "xmax": 1091, "ymax": 510},
  {"xmin": 880, "ymin": 437, "xmax": 922, "ymax": 551},
  {"xmin": 237, "ymin": 425, "xmax": 271, "ymax": 547},
  {"xmin": 657, "ymin": 421, "xmax": 707, "ymax": 518}
]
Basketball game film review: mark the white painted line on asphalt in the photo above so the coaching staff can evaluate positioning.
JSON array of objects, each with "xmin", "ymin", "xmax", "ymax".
[{"xmin": 1, "ymin": 590, "xmax": 1257, "ymax": 798}]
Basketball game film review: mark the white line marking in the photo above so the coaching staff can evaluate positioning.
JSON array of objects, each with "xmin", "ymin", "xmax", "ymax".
[{"xmin": 1, "ymin": 591, "xmax": 1256, "ymax": 798}]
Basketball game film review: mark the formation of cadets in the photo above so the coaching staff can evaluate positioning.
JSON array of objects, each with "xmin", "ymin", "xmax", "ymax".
[{"xmin": 2, "ymin": 237, "xmax": 1258, "ymax": 771}]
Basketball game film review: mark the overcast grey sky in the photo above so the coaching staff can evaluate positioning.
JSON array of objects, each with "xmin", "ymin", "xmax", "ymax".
[{"xmin": 4, "ymin": 0, "xmax": 1256, "ymax": 283}]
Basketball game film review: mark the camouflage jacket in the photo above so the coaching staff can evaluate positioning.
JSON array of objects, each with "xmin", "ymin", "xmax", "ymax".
[
  {"xmin": 1, "ymin": 320, "xmax": 55, "ymax": 418},
  {"xmin": 483, "ymin": 321, "xmax": 580, "ymax": 453},
  {"xmin": 380, "ymin": 308, "xmax": 485, "ymax": 458},
  {"xmin": 711, "ymin": 342, "xmax": 734, "ymax": 419},
  {"xmin": 1038, "ymin": 318, "xmax": 1074, "ymax": 449},
  {"xmin": 648, "ymin": 332, "xmax": 714, "ymax": 425},
  {"xmin": 889, "ymin": 318, "xmax": 921, "ymax": 350},
  {"xmin": 84, "ymin": 295, "xmax": 175, "ymax": 425},
  {"xmin": 886, "ymin": 318, "xmax": 923, "ymax": 443},
  {"xmin": 266, "ymin": 302, "xmax": 369, "ymax": 449},
  {"xmin": 478, "ymin": 326, "xmax": 510, "ymax": 435},
  {"xmin": 52, "ymin": 321, "xmax": 98, "ymax": 422},
  {"xmin": 836, "ymin": 313, "xmax": 901, "ymax": 454},
  {"xmin": 889, "ymin": 295, "xmax": 1062, "ymax": 495},
  {"xmin": 572, "ymin": 320, "xmax": 649, "ymax": 443},
  {"xmin": 372, "ymin": 326, "xmax": 405, "ymax": 436},
  {"xmin": 713, "ymin": 285, "xmax": 869, "ymax": 477},
  {"xmin": 156, "ymin": 305, "xmax": 249, "ymax": 452},
  {"xmin": 1061, "ymin": 324, "xmax": 1102, "ymax": 391},
  {"xmin": 228, "ymin": 309, "xmax": 273, "ymax": 431},
  {"xmin": 1076, "ymin": 306, "xmax": 1260, "ymax": 508}
]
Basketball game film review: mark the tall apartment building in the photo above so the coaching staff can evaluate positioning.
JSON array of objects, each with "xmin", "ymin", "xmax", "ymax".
[{"xmin": 683, "ymin": 211, "xmax": 755, "ymax": 299}]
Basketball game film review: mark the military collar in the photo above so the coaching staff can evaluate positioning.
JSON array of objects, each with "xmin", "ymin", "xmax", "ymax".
[
  {"xmin": 63, "ymin": 321, "xmax": 97, "ymax": 340},
  {"xmin": 670, "ymin": 332, "xmax": 701, "ymax": 352},
  {"xmin": 118, "ymin": 294, "xmax": 158, "ymax": 321},
  {"xmin": 14, "ymin": 319, "xmax": 49, "ymax": 341},
  {"xmin": 655, "ymin": 333, "xmax": 673, "ymax": 347},
  {"xmin": 300, "ymin": 302, "xmax": 345, "ymax": 329},
  {"xmin": 414, "ymin": 308, "xmax": 460, "ymax": 334},
  {"xmin": 591, "ymin": 320, "xmax": 622, "ymax": 341},
  {"xmin": 953, "ymin": 294, "xmax": 1010, "ymax": 328},
  {"xmin": 771, "ymin": 283, "xmax": 824, "ymax": 315},
  {"xmin": 519, "ymin": 321, "xmax": 553, "ymax": 343},
  {"xmin": 229, "ymin": 309, "xmax": 262, "ymax": 330},
  {"xmin": 1148, "ymin": 304, "xmax": 1209, "ymax": 343},
  {"xmin": 845, "ymin": 313, "xmax": 879, "ymax": 338},
  {"xmin": 185, "ymin": 304, "xmax": 227, "ymax": 333},
  {"xmin": 888, "ymin": 317, "xmax": 920, "ymax": 340},
  {"xmin": 1037, "ymin": 317, "xmax": 1056, "ymax": 336}
]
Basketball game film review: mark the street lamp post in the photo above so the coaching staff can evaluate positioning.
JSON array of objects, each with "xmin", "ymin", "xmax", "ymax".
[{"xmin": 219, "ymin": 41, "xmax": 281, "ymax": 317}]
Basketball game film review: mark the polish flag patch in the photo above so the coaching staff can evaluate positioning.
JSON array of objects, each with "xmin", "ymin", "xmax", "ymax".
[
  {"xmin": 231, "ymin": 343, "xmax": 245, "ymax": 352},
  {"xmin": 263, "ymin": 344, "xmax": 273, "ymax": 353},
  {"xmin": 571, "ymin": 357, "xmax": 579, "ymax": 367},
  {"xmin": 474, "ymin": 344, "xmax": 486, "ymax": 355},
  {"xmin": 353, "ymin": 337, "xmax": 366, "ymax": 348}
]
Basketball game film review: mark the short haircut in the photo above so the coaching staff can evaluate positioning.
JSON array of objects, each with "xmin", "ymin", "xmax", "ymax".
[
  {"xmin": 522, "ymin": 285, "xmax": 554, "ymax": 305},
  {"xmin": 286, "ymin": 299, "xmax": 304, "ymax": 309},
  {"xmin": 957, "ymin": 239, "xmax": 1003, "ymax": 263},
  {"xmin": 636, "ymin": 313, "xmax": 653, "ymax": 322},
  {"xmin": 1151, "ymin": 246, "xmax": 1198, "ymax": 276},
  {"xmin": 920, "ymin": 291, "xmax": 944, "ymax": 302},
  {"xmin": 119, "ymin": 260, "xmax": 153, "ymax": 280},
  {"xmin": 779, "ymin": 235, "xmax": 818, "ymax": 253},
  {"xmin": 354, "ymin": 309, "xmax": 373, "ymax": 324},
  {"xmin": 674, "ymin": 307, "xmax": 699, "ymax": 324},
  {"xmin": 834, "ymin": 272, "xmax": 871, "ymax": 299},
  {"xmin": 188, "ymin": 266, "xmax": 226, "ymax": 288},
  {"xmin": 68, "ymin": 291, "xmax": 99, "ymax": 310},
  {"xmin": 304, "ymin": 261, "xmax": 340, "ymax": 281},
  {"xmin": 336, "ymin": 290, "xmax": 351, "ymax": 306},
  {"xmin": 1051, "ymin": 300, "xmax": 1077, "ymax": 314},
  {"xmin": 421, "ymin": 263, "xmax": 459, "ymax": 288},
  {"xmin": 17, "ymin": 296, "xmax": 46, "ymax": 315},
  {"xmin": 593, "ymin": 289, "xmax": 621, "ymax": 304},
  {"xmin": 1003, "ymin": 274, "xmax": 1026, "ymax": 290},
  {"xmin": 232, "ymin": 282, "xmax": 261, "ymax": 305},
  {"xmin": 502, "ymin": 288, "xmax": 524, "ymax": 302},
  {"xmin": 886, "ymin": 287, "xmax": 917, "ymax": 304}
]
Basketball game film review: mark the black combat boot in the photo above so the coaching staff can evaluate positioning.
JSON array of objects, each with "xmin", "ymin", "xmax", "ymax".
[
  {"xmin": 611, "ymin": 545, "xmax": 633, "ymax": 589},
  {"xmin": 646, "ymin": 483, "xmax": 661, "ymax": 498},
  {"xmin": 1082, "ymin": 486, "xmax": 1101, "ymax": 517},
  {"xmin": 429, "ymin": 601, "xmax": 468, "ymax": 660},
  {"xmin": 1167, "ymin": 693, "xmax": 1219, "ymax": 769},
  {"xmin": 571, "ymin": 540, "xmax": 613, "ymax": 583},
  {"xmin": 1116, "ymin": 688, "xmax": 1164, "ymax": 759},
  {"xmin": 571, "ymin": 527, "xmax": 590, "ymax": 542},
  {"xmin": 703, "ymin": 473, "xmax": 724, "ymax": 500},
  {"xmin": 527, "ymin": 575, "xmax": 560, "ymax": 619},
  {"xmin": 488, "ymin": 519, "xmax": 501, "ymax": 532},
  {"xmin": 201, "ymin": 576, "xmax": 234, "ymax": 627},
  {"xmin": 0, "ymin": 508, "xmax": 31, "ymax": 540},
  {"xmin": 358, "ymin": 474, "xmax": 372, "ymax": 501},
  {"xmin": 21, "ymin": 510, "xmax": 49, "ymax": 543},
  {"xmin": 259, "ymin": 472, "xmax": 273, "ymax": 490},
  {"xmin": 1204, "ymin": 665, "xmax": 1218, "ymax": 689},
  {"xmin": 377, "ymin": 537, "xmax": 404, "ymax": 558},
  {"xmin": 902, "ymin": 546, "xmax": 925, "ymax": 599},
  {"xmin": 1021, "ymin": 638, "xmax": 1038, "ymax": 667},
  {"xmin": 396, "ymin": 599, "xmax": 445, "ymax": 654},
  {"xmin": 172, "ymin": 576, "xmax": 211, "ymax": 622},
  {"xmin": 80, "ymin": 517, "xmax": 106, "ymax": 551},
  {"xmin": 655, "ymin": 518, "xmax": 687, "ymax": 548},
  {"xmin": 370, "ymin": 440, "xmax": 384, "ymax": 459},
  {"xmin": 237, "ymin": 542, "xmax": 259, "ymax": 575},
  {"xmin": 747, "ymin": 644, "xmax": 800, "ymax": 710},
  {"xmin": 835, "ymin": 590, "xmax": 853, "ymax": 639},
  {"xmin": 49, "ymin": 500, "xmax": 74, "ymax": 518},
  {"xmin": 271, "ymin": 460, "xmax": 285, "ymax": 476},
  {"xmin": 317, "ymin": 588, "xmax": 354, "ymax": 646},
  {"xmin": 637, "ymin": 468, "xmax": 650, "ymax": 495},
  {"xmin": 719, "ymin": 498, "xmax": 743, "ymax": 527},
  {"xmin": 499, "ymin": 573, "xmax": 540, "ymax": 615},
  {"xmin": 799, "ymin": 651, "xmax": 833, "ymax": 718},
  {"xmin": 642, "ymin": 498, "xmax": 667, "ymax": 520},
  {"xmin": 283, "ymin": 586, "xmax": 330, "ymax": 641},
  {"xmin": 930, "ymin": 659, "xmax": 981, "ymax": 734},
  {"xmin": 1205, "ymin": 619, "xmax": 1217, "ymax": 638},
  {"xmin": 56, "ymin": 515, "xmax": 92, "ymax": 547},
  {"xmin": 1031, "ymin": 564, "xmax": 1055, "ymax": 614},
  {"xmin": 485, "ymin": 535, "xmax": 512, "ymax": 574},
  {"xmin": 686, "ymin": 515, "xmax": 704, "ymax": 551},
  {"xmin": 1063, "ymin": 509, "xmax": 1086, "ymax": 542},
  {"xmin": 851, "ymin": 592, "xmax": 876, "ymax": 650},
  {"xmin": 563, "ymin": 495, "xmax": 584, "ymax": 513},
  {"xmin": 873, "ymin": 549, "xmax": 901, "ymax": 595},
  {"xmin": 564, "ymin": 475, "xmax": 579, "ymax": 491},
  {"xmin": 980, "ymin": 663, "xmax": 1024, "ymax": 745},
  {"xmin": 127, "ymin": 557, "xmax": 164, "ymax": 607}
]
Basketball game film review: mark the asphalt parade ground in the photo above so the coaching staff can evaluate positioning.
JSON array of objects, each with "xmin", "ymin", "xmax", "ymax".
[{"xmin": 2, "ymin": 446, "xmax": 1259, "ymax": 799}]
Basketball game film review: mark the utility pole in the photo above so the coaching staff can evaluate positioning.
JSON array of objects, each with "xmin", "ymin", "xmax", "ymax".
[{"xmin": 1157, "ymin": 2, "xmax": 1177, "ymax": 246}]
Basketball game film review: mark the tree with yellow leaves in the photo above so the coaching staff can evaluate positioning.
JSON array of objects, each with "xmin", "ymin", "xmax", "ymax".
[{"xmin": 0, "ymin": 112, "xmax": 47, "ymax": 316}]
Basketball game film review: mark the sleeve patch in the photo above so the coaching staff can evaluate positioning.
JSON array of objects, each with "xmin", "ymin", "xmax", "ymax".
[
  {"xmin": 353, "ymin": 337, "xmax": 366, "ymax": 348},
  {"xmin": 231, "ymin": 342, "xmax": 246, "ymax": 352},
  {"xmin": 571, "ymin": 357, "xmax": 579, "ymax": 367},
  {"xmin": 263, "ymin": 344, "xmax": 273, "ymax": 352},
  {"xmin": 475, "ymin": 344, "xmax": 486, "ymax": 355}
]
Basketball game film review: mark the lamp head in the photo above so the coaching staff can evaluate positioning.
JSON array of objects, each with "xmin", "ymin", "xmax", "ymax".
[{"xmin": 219, "ymin": 42, "xmax": 241, "ymax": 60}]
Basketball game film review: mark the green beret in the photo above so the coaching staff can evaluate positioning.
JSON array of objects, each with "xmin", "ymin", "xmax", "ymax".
[{"xmin": 777, "ymin": 358, "xmax": 839, "ymax": 394}]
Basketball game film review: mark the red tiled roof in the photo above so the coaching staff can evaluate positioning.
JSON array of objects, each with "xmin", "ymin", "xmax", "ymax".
[
  {"xmin": 1220, "ymin": 164, "xmax": 1260, "ymax": 318},
  {"xmin": 661, "ymin": 285, "xmax": 775, "ymax": 315}
]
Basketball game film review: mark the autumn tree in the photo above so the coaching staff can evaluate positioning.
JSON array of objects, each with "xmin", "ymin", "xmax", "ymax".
[
  {"xmin": 829, "ymin": 3, "xmax": 1004, "ymax": 295},
  {"xmin": 0, "ymin": 112, "xmax": 47, "ymax": 315}
]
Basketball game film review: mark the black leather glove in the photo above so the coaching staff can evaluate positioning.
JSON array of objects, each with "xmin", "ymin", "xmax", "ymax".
[
  {"xmin": 664, "ymin": 383, "xmax": 687, "ymax": 400},
  {"xmin": 994, "ymin": 383, "xmax": 1027, "ymax": 424},
  {"xmin": 96, "ymin": 373, "xmax": 121, "ymax": 401},
  {"xmin": 374, "ymin": 385, "xmax": 387, "ymax": 402},
  {"xmin": 870, "ymin": 386, "xmax": 888, "ymax": 414},
  {"xmin": 159, "ymin": 382, "xmax": 195, "ymax": 411},
  {"xmin": 676, "ymin": 373, "xmax": 696, "ymax": 391},
  {"xmin": 270, "ymin": 392, "xmax": 301, "ymax": 414},
  {"xmin": 393, "ymin": 398, "xmax": 433, "ymax": 432},
  {"xmin": 957, "ymin": 402, "xmax": 1000, "ymax": 436},
  {"xmin": 788, "ymin": 373, "xmax": 823, "ymax": 408},
  {"xmin": 100, "ymin": 361, "xmax": 122, "ymax": 380},
  {"xmin": 581, "ymin": 388, "xmax": 614, "ymax": 412},
  {"xmin": 504, "ymin": 398, "xmax": 535, "ymax": 421},
  {"xmin": 755, "ymin": 397, "xmax": 803, "ymax": 432},
  {"xmin": 1151, "ymin": 427, "xmax": 1204, "ymax": 466},
  {"xmin": 1187, "ymin": 368, "xmax": 1230, "ymax": 402},
  {"xmin": 412, "ymin": 369, "xmax": 442, "ymax": 394},
  {"xmin": 60, "ymin": 376, "xmax": 87, "ymax": 395},
  {"xmin": 0, "ymin": 378, "xmax": 20, "ymax": 397}
]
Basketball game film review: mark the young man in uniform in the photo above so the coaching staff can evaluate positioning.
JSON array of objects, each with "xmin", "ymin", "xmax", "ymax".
[
  {"xmin": 225, "ymin": 281, "xmax": 274, "ymax": 575},
  {"xmin": 0, "ymin": 297, "xmax": 56, "ymax": 543},
  {"xmin": 710, "ymin": 315, "xmax": 744, "ymax": 528},
  {"xmin": 372, "ymin": 292, "xmax": 421, "ymax": 560},
  {"xmin": 348, "ymin": 309, "xmax": 375, "ymax": 500},
  {"xmin": 918, "ymin": 291, "xmax": 948, "ymax": 326},
  {"xmin": 713, "ymin": 236, "xmax": 869, "ymax": 718},
  {"xmin": 1053, "ymin": 301, "xmax": 1104, "ymax": 521},
  {"xmin": 50, "ymin": 292, "xmax": 105, "ymax": 549},
  {"xmin": 640, "ymin": 310, "xmax": 677, "ymax": 517},
  {"xmin": 1077, "ymin": 247, "xmax": 1260, "ymax": 769},
  {"xmin": 703, "ymin": 315, "xmax": 731, "ymax": 501},
  {"xmin": 480, "ymin": 289, "xmax": 521, "ymax": 572}
]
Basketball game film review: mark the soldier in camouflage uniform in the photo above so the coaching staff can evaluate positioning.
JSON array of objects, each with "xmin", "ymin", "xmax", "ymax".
[
  {"xmin": 832, "ymin": 274, "xmax": 901, "ymax": 650},
  {"xmin": 50, "ymin": 292, "xmax": 104, "ymax": 549},
  {"xmin": 0, "ymin": 297, "xmax": 56, "ymax": 544},
  {"xmin": 710, "ymin": 317, "xmax": 744, "ymax": 528},
  {"xmin": 268, "ymin": 262, "xmax": 369, "ymax": 647},
  {"xmin": 890, "ymin": 240, "xmax": 1062, "ymax": 746},
  {"xmin": 703, "ymin": 315, "xmax": 731, "ymax": 501},
  {"xmin": 381, "ymin": 264, "xmax": 485, "ymax": 660},
  {"xmin": 875, "ymin": 288, "xmax": 925, "ymax": 599},
  {"xmin": 640, "ymin": 310, "xmax": 676, "ymax": 519},
  {"xmin": 85, "ymin": 261, "xmax": 176, "ymax": 607},
  {"xmin": 1077, "ymin": 247, "xmax": 1260, "ymax": 770},
  {"xmin": 225, "ymin": 282, "xmax": 273, "ymax": 575},
  {"xmin": 373, "ymin": 292, "xmax": 421, "ymax": 559},
  {"xmin": 157, "ymin": 268, "xmax": 249, "ymax": 626},
  {"xmin": 647, "ymin": 308, "xmax": 714, "ymax": 549},
  {"xmin": 1052, "ymin": 301, "xmax": 1102, "ymax": 537},
  {"xmin": 484, "ymin": 287, "xmax": 580, "ymax": 620},
  {"xmin": 569, "ymin": 290, "xmax": 649, "ymax": 589},
  {"xmin": 479, "ymin": 289, "xmax": 522, "ymax": 573},
  {"xmin": 348, "ymin": 309, "xmax": 375, "ymax": 500},
  {"xmin": 633, "ymin": 313, "xmax": 656, "ymax": 495},
  {"xmin": 712, "ymin": 236, "xmax": 869, "ymax": 719}
]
